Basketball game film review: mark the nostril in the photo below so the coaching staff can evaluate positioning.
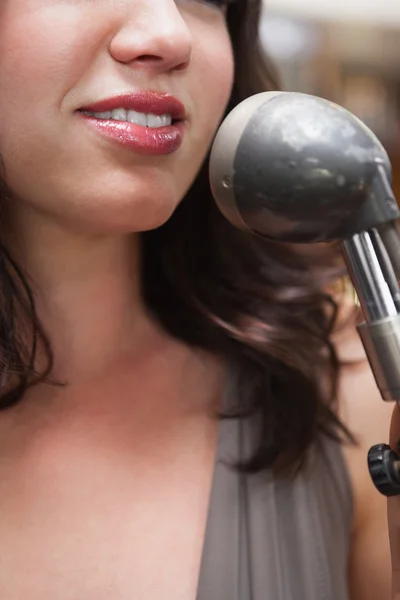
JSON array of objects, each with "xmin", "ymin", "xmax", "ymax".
[
  {"xmin": 132, "ymin": 53, "xmax": 190, "ymax": 73},
  {"xmin": 136, "ymin": 55, "xmax": 163, "ymax": 62},
  {"xmin": 174, "ymin": 59, "xmax": 191, "ymax": 72}
]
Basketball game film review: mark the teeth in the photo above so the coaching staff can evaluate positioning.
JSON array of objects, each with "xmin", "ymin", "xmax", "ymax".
[
  {"xmin": 93, "ymin": 111, "xmax": 112, "ymax": 119},
  {"xmin": 85, "ymin": 108, "xmax": 173, "ymax": 128},
  {"xmin": 111, "ymin": 108, "xmax": 127, "ymax": 121},
  {"xmin": 127, "ymin": 110, "xmax": 147, "ymax": 127},
  {"xmin": 147, "ymin": 114, "xmax": 171, "ymax": 128},
  {"xmin": 161, "ymin": 114, "xmax": 173, "ymax": 127}
]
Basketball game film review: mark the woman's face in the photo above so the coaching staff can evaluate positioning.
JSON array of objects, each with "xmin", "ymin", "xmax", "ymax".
[{"xmin": 0, "ymin": 0, "xmax": 234, "ymax": 233}]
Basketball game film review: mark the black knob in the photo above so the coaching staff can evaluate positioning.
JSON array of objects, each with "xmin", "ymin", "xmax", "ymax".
[{"xmin": 368, "ymin": 443, "xmax": 400, "ymax": 497}]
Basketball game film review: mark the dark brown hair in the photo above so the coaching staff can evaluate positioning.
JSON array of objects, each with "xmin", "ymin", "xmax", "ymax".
[{"xmin": 0, "ymin": 0, "xmax": 352, "ymax": 473}]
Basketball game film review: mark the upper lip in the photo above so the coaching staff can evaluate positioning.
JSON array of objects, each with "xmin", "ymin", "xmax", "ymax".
[{"xmin": 80, "ymin": 91, "xmax": 186, "ymax": 120}]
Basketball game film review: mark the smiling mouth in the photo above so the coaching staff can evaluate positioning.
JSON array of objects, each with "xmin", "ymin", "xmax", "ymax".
[
  {"xmin": 79, "ymin": 108, "xmax": 178, "ymax": 129},
  {"xmin": 78, "ymin": 90, "xmax": 187, "ymax": 124},
  {"xmin": 77, "ymin": 91, "xmax": 187, "ymax": 155}
]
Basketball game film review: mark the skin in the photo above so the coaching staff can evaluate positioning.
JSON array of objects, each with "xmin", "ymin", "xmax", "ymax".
[
  {"xmin": 0, "ymin": 1, "xmax": 233, "ymax": 598},
  {"xmin": 336, "ymin": 325, "xmax": 393, "ymax": 600},
  {"xmin": 0, "ymin": 0, "xmax": 233, "ymax": 376},
  {"xmin": 0, "ymin": 0, "xmax": 394, "ymax": 598}
]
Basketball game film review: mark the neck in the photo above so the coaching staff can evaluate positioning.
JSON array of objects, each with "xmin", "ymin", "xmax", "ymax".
[{"xmin": 5, "ymin": 208, "xmax": 158, "ymax": 383}]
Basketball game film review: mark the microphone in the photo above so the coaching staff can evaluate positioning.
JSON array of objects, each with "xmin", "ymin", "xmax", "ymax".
[{"xmin": 209, "ymin": 91, "xmax": 400, "ymax": 495}]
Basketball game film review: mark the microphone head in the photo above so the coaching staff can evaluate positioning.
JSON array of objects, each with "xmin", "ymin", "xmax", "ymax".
[{"xmin": 209, "ymin": 91, "xmax": 391, "ymax": 243}]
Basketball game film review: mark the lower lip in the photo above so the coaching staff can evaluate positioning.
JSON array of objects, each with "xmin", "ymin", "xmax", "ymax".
[{"xmin": 78, "ymin": 113, "xmax": 185, "ymax": 155}]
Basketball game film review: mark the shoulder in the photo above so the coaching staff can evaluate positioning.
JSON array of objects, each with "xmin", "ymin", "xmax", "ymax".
[
  {"xmin": 336, "ymin": 321, "xmax": 393, "ymax": 451},
  {"xmin": 334, "ymin": 321, "xmax": 392, "ymax": 599}
]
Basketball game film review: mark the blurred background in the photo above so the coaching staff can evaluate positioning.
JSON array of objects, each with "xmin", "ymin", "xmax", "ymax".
[{"xmin": 260, "ymin": 0, "xmax": 400, "ymax": 198}]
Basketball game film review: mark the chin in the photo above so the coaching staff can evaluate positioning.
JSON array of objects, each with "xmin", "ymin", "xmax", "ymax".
[
  {"xmin": 56, "ymin": 187, "xmax": 182, "ymax": 235},
  {"xmin": 5, "ymin": 166, "xmax": 193, "ymax": 235}
]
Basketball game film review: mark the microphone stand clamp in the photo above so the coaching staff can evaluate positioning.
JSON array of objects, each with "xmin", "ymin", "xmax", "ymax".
[{"xmin": 368, "ymin": 443, "xmax": 400, "ymax": 497}]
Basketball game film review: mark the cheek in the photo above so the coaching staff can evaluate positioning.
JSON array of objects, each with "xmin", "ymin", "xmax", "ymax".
[
  {"xmin": 192, "ymin": 25, "xmax": 234, "ymax": 129},
  {"xmin": 0, "ymin": 6, "xmax": 105, "ymax": 117},
  {"xmin": 0, "ymin": 7, "xmax": 106, "ymax": 186}
]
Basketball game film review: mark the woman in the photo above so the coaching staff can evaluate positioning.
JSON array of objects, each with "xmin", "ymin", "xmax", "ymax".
[{"xmin": 0, "ymin": 0, "xmax": 393, "ymax": 598}]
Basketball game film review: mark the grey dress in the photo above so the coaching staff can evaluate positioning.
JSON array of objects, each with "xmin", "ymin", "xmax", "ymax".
[{"xmin": 196, "ymin": 412, "xmax": 353, "ymax": 600}]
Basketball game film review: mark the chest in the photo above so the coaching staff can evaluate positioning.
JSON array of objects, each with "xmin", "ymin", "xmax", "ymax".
[{"xmin": 0, "ymin": 411, "xmax": 217, "ymax": 600}]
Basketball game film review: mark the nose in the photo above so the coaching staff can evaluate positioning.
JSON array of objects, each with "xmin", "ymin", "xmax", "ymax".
[{"xmin": 109, "ymin": 0, "xmax": 193, "ymax": 74}]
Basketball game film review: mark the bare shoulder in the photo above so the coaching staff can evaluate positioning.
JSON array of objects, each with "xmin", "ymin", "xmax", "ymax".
[
  {"xmin": 336, "ymin": 321, "xmax": 393, "ymax": 449},
  {"xmin": 334, "ymin": 322, "xmax": 392, "ymax": 599}
]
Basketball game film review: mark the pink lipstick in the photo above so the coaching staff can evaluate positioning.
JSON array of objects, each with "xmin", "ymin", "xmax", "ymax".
[{"xmin": 78, "ymin": 91, "xmax": 186, "ymax": 155}]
